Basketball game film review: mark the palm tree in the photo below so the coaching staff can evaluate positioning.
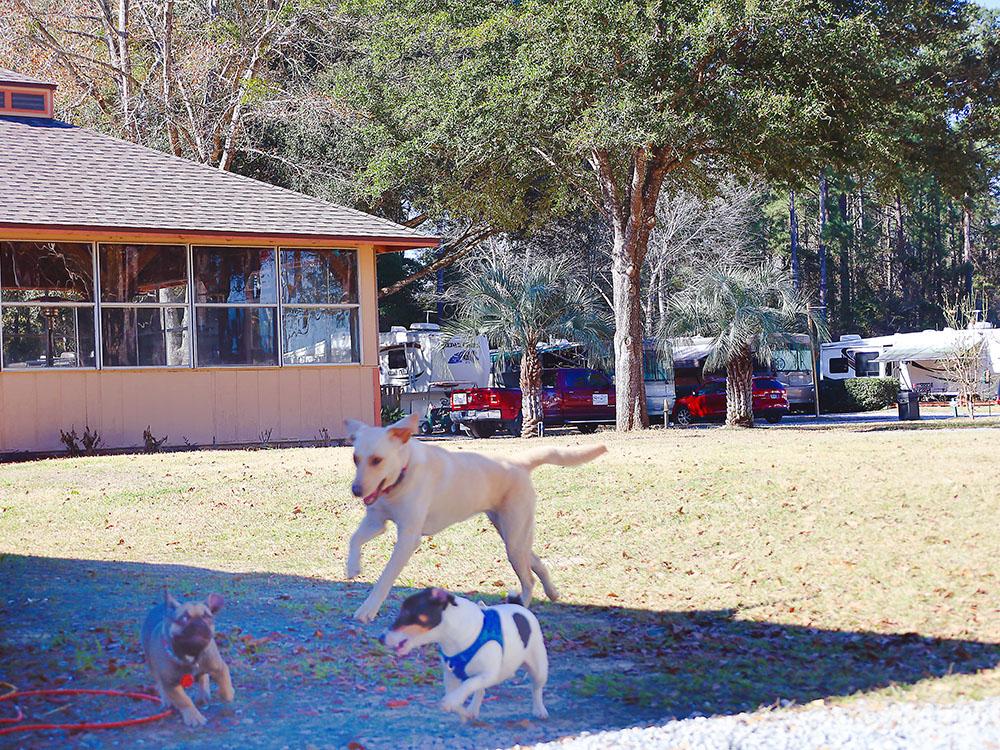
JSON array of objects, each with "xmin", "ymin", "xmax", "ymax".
[
  {"xmin": 446, "ymin": 252, "xmax": 610, "ymax": 438},
  {"xmin": 666, "ymin": 258, "xmax": 818, "ymax": 427}
]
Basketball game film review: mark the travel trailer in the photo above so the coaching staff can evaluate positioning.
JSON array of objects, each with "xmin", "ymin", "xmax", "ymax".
[
  {"xmin": 378, "ymin": 324, "xmax": 491, "ymax": 418},
  {"xmin": 819, "ymin": 334, "xmax": 896, "ymax": 381},
  {"xmin": 820, "ymin": 326, "xmax": 1000, "ymax": 398}
]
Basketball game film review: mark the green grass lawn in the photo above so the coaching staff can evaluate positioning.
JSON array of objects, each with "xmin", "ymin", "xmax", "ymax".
[{"xmin": 0, "ymin": 424, "xmax": 998, "ymax": 745}]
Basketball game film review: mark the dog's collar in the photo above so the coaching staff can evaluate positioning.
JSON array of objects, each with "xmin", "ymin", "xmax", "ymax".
[
  {"xmin": 439, "ymin": 608, "xmax": 504, "ymax": 681},
  {"xmin": 383, "ymin": 464, "xmax": 409, "ymax": 496}
]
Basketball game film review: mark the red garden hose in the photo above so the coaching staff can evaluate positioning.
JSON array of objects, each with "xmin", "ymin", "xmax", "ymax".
[{"xmin": 0, "ymin": 685, "xmax": 173, "ymax": 735}]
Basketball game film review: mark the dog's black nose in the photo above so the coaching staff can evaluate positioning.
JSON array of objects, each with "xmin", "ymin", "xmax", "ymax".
[
  {"xmin": 378, "ymin": 632, "xmax": 386, "ymax": 645},
  {"xmin": 351, "ymin": 482, "xmax": 363, "ymax": 497}
]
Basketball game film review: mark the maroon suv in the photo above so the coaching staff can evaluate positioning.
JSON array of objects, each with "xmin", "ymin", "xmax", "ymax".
[{"xmin": 450, "ymin": 367, "xmax": 615, "ymax": 437}]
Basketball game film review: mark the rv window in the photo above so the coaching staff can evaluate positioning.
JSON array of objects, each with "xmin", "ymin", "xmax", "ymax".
[
  {"xmin": 642, "ymin": 348, "xmax": 670, "ymax": 381},
  {"xmin": 855, "ymin": 351, "xmax": 880, "ymax": 377},
  {"xmin": 541, "ymin": 371, "xmax": 557, "ymax": 388},
  {"xmin": 829, "ymin": 356, "xmax": 849, "ymax": 374},
  {"xmin": 387, "ymin": 348, "xmax": 407, "ymax": 369}
]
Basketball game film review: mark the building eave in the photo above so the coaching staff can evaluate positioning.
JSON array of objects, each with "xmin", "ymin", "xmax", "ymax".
[{"xmin": 0, "ymin": 221, "xmax": 440, "ymax": 250}]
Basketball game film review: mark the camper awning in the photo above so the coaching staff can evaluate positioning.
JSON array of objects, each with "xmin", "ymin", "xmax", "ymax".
[
  {"xmin": 670, "ymin": 337, "xmax": 716, "ymax": 365},
  {"xmin": 876, "ymin": 333, "xmax": 978, "ymax": 363}
]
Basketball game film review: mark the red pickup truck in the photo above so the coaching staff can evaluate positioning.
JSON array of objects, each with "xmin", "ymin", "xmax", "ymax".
[{"xmin": 449, "ymin": 368, "xmax": 616, "ymax": 438}]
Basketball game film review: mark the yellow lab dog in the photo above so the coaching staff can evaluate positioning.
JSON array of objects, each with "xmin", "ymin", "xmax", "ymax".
[{"xmin": 345, "ymin": 414, "xmax": 606, "ymax": 622}]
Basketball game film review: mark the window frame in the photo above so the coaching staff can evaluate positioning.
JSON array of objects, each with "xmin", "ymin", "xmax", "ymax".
[
  {"xmin": 0, "ymin": 240, "xmax": 100, "ymax": 372},
  {"xmin": 854, "ymin": 350, "xmax": 880, "ymax": 378},
  {"xmin": 0, "ymin": 240, "xmax": 365, "ymax": 372},
  {"xmin": 191, "ymin": 244, "xmax": 280, "ymax": 368},
  {"xmin": 828, "ymin": 355, "xmax": 850, "ymax": 375},
  {"xmin": 277, "ymin": 246, "xmax": 362, "ymax": 367},
  {"xmin": 0, "ymin": 85, "xmax": 54, "ymax": 117},
  {"xmin": 98, "ymin": 242, "xmax": 194, "ymax": 370}
]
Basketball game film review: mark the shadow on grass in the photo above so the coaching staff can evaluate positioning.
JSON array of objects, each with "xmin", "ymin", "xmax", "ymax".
[{"xmin": 1, "ymin": 554, "xmax": 997, "ymax": 750}]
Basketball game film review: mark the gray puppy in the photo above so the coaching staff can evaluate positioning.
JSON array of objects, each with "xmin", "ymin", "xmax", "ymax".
[{"xmin": 141, "ymin": 590, "xmax": 235, "ymax": 727}]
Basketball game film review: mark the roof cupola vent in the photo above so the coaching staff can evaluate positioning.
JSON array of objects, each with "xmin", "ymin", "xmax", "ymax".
[{"xmin": 0, "ymin": 68, "xmax": 56, "ymax": 119}]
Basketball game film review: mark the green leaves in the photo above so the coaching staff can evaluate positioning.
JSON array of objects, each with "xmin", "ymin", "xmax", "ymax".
[
  {"xmin": 665, "ymin": 256, "xmax": 813, "ymax": 371},
  {"xmin": 444, "ymin": 251, "xmax": 611, "ymax": 357}
]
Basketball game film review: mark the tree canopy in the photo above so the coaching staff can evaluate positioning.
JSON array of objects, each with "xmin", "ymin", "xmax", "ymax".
[{"xmin": 336, "ymin": 0, "xmax": 997, "ymax": 428}]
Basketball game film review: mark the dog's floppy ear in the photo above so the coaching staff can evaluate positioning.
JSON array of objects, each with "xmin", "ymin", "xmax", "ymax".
[
  {"xmin": 205, "ymin": 593, "xmax": 224, "ymax": 614},
  {"xmin": 344, "ymin": 419, "xmax": 366, "ymax": 443},
  {"xmin": 430, "ymin": 587, "xmax": 455, "ymax": 607},
  {"xmin": 387, "ymin": 413, "xmax": 419, "ymax": 443},
  {"xmin": 164, "ymin": 589, "xmax": 181, "ymax": 610}
]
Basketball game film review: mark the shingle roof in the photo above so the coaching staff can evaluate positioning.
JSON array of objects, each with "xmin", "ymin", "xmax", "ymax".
[
  {"xmin": 0, "ymin": 68, "xmax": 57, "ymax": 87},
  {"xmin": 0, "ymin": 115, "xmax": 438, "ymax": 247}
]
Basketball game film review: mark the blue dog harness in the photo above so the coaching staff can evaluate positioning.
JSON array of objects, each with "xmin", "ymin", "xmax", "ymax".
[{"xmin": 439, "ymin": 608, "xmax": 503, "ymax": 681}]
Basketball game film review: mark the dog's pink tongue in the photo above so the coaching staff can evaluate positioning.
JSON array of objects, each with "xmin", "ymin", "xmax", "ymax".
[{"xmin": 362, "ymin": 480, "xmax": 386, "ymax": 506}]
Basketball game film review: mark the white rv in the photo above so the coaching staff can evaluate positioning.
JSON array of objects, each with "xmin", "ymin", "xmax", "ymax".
[
  {"xmin": 378, "ymin": 324, "xmax": 491, "ymax": 417},
  {"xmin": 820, "ymin": 334, "xmax": 896, "ymax": 381},
  {"xmin": 821, "ymin": 326, "xmax": 1000, "ymax": 398}
]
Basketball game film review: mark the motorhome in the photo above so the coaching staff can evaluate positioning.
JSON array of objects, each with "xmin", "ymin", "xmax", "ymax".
[
  {"xmin": 670, "ymin": 334, "xmax": 816, "ymax": 412},
  {"xmin": 378, "ymin": 324, "xmax": 491, "ymax": 418},
  {"xmin": 820, "ymin": 326, "xmax": 1000, "ymax": 398}
]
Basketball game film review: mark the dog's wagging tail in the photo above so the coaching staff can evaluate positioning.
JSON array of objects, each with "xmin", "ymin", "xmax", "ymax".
[{"xmin": 511, "ymin": 444, "xmax": 608, "ymax": 472}]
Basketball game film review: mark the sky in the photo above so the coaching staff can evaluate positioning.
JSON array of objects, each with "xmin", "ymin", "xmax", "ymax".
[{"xmin": 977, "ymin": 0, "xmax": 1000, "ymax": 8}]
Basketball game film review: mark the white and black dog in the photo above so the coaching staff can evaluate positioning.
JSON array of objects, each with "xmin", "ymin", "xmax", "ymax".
[{"xmin": 381, "ymin": 588, "xmax": 549, "ymax": 721}]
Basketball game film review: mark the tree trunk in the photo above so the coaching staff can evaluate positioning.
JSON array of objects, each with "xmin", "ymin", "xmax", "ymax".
[
  {"xmin": 789, "ymin": 191, "xmax": 801, "ymax": 290},
  {"xmin": 963, "ymin": 196, "xmax": 973, "ymax": 304},
  {"xmin": 894, "ymin": 193, "xmax": 909, "ymax": 325},
  {"xmin": 655, "ymin": 256, "xmax": 668, "ymax": 326},
  {"xmin": 590, "ymin": 147, "xmax": 677, "ymax": 432},
  {"xmin": 725, "ymin": 347, "xmax": 755, "ymax": 428},
  {"xmin": 818, "ymin": 171, "xmax": 829, "ymax": 309},
  {"xmin": 610, "ymin": 227, "xmax": 649, "ymax": 431},
  {"xmin": 117, "ymin": 0, "xmax": 131, "ymax": 136},
  {"xmin": 519, "ymin": 344, "xmax": 543, "ymax": 438},
  {"xmin": 839, "ymin": 191, "xmax": 851, "ymax": 333},
  {"xmin": 162, "ymin": 0, "xmax": 181, "ymax": 156}
]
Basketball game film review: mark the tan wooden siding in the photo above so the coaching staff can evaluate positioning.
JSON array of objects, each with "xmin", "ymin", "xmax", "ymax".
[{"xmin": 0, "ymin": 365, "xmax": 377, "ymax": 453}]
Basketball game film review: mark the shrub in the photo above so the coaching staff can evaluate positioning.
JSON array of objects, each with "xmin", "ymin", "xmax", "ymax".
[
  {"xmin": 380, "ymin": 405, "xmax": 406, "ymax": 425},
  {"xmin": 820, "ymin": 378, "xmax": 900, "ymax": 413},
  {"xmin": 143, "ymin": 426, "xmax": 168, "ymax": 453},
  {"xmin": 59, "ymin": 425, "xmax": 103, "ymax": 456}
]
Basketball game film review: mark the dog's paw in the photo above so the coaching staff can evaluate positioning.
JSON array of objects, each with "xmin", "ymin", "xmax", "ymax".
[
  {"xmin": 353, "ymin": 600, "xmax": 380, "ymax": 623},
  {"xmin": 181, "ymin": 708, "xmax": 207, "ymax": 727},
  {"xmin": 533, "ymin": 706, "xmax": 549, "ymax": 720},
  {"xmin": 345, "ymin": 561, "xmax": 361, "ymax": 580},
  {"xmin": 440, "ymin": 697, "xmax": 468, "ymax": 718}
]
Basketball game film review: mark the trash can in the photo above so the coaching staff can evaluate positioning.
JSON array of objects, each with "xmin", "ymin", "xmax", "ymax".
[{"xmin": 897, "ymin": 391, "xmax": 921, "ymax": 421}]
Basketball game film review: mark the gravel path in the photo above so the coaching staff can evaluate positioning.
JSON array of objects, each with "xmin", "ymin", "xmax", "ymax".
[{"xmin": 515, "ymin": 698, "xmax": 1000, "ymax": 750}]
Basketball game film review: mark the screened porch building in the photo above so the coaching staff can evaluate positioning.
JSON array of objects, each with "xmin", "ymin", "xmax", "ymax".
[{"xmin": 0, "ymin": 68, "xmax": 436, "ymax": 455}]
